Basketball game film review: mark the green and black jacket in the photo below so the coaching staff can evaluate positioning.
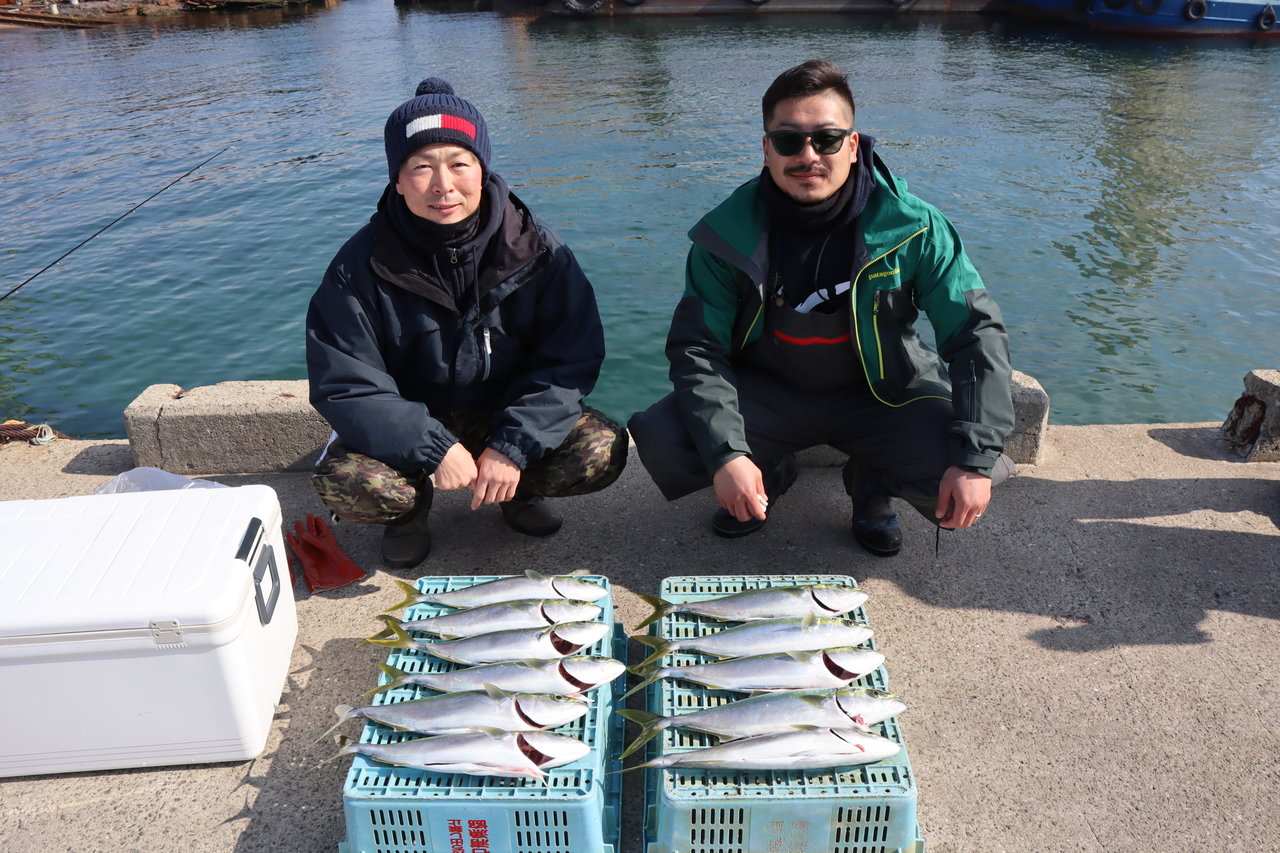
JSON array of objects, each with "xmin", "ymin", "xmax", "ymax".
[{"xmin": 666, "ymin": 154, "xmax": 1014, "ymax": 476}]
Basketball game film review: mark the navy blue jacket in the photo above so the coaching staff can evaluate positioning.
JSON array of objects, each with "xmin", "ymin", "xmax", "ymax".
[{"xmin": 306, "ymin": 175, "xmax": 605, "ymax": 474}]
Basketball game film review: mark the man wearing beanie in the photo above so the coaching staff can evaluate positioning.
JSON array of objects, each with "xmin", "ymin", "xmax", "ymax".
[
  {"xmin": 629, "ymin": 60, "xmax": 1014, "ymax": 557},
  {"xmin": 306, "ymin": 78, "xmax": 627, "ymax": 569}
]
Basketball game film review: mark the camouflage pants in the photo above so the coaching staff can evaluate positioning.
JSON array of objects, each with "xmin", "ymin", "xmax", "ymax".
[{"xmin": 312, "ymin": 406, "xmax": 628, "ymax": 524}]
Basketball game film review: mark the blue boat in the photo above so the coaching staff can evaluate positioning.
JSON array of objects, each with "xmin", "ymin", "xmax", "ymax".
[{"xmin": 1087, "ymin": 0, "xmax": 1279, "ymax": 35}]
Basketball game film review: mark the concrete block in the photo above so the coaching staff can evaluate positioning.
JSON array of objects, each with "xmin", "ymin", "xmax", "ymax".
[
  {"xmin": 797, "ymin": 369, "xmax": 1050, "ymax": 469},
  {"xmin": 124, "ymin": 380, "xmax": 330, "ymax": 475},
  {"xmin": 1007, "ymin": 370, "xmax": 1049, "ymax": 466},
  {"xmin": 1222, "ymin": 369, "xmax": 1280, "ymax": 462}
]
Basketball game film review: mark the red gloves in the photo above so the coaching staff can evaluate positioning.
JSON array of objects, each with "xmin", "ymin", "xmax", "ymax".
[{"xmin": 284, "ymin": 514, "xmax": 367, "ymax": 593}]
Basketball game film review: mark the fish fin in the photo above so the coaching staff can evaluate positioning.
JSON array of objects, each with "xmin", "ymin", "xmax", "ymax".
[
  {"xmin": 362, "ymin": 618, "xmax": 416, "ymax": 650},
  {"xmin": 615, "ymin": 709, "xmax": 665, "ymax": 760},
  {"xmin": 364, "ymin": 663, "xmax": 408, "ymax": 696},
  {"xmin": 355, "ymin": 627, "xmax": 394, "ymax": 648},
  {"xmin": 381, "ymin": 579, "xmax": 425, "ymax": 614},
  {"xmin": 801, "ymin": 611, "xmax": 819, "ymax": 630},
  {"xmin": 631, "ymin": 636, "xmax": 673, "ymax": 668},
  {"xmin": 785, "ymin": 650, "xmax": 815, "ymax": 663},
  {"xmin": 634, "ymin": 593, "xmax": 673, "ymax": 630},
  {"xmin": 318, "ymin": 734, "xmax": 358, "ymax": 769},
  {"xmin": 483, "ymin": 682, "xmax": 512, "ymax": 700},
  {"xmin": 315, "ymin": 704, "xmax": 358, "ymax": 743},
  {"xmin": 620, "ymin": 669, "xmax": 662, "ymax": 701},
  {"xmin": 525, "ymin": 568, "xmax": 547, "ymax": 581},
  {"xmin": 478, "ymin": 726, "xmax": 509, "ymax": 738}
]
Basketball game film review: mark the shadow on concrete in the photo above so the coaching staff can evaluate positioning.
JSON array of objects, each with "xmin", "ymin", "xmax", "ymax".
[
  {"xmin": 852, "ymin": 472, "xmax": 1280, "ymax": 653},
  {"xmin": 1145, "ymin": 425, "xmax": 1239, "ymax": 461},
  {"xmin": 228, "ymin": 637, "xmax": 368, "ymax": 852},
  {"xmin": 61, "ymin": 443, "xmax": 134, "ymax": 476}
]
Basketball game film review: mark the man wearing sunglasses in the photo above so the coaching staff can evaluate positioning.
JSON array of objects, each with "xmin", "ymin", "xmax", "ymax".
[{"xmin": 629, "ymin": 60, "xmax": 1014, "ymax": 557}]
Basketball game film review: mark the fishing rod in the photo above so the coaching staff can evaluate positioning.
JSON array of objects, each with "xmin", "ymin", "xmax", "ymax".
[{"xmin": 0, "ymin": 146, "xmax": 233, "ymax": 305}]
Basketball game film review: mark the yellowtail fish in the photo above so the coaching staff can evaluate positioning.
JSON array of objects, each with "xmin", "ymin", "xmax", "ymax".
[
  {"xmin": 362, "ymin": 599, "xmax": 602, "ymax": 643},
  {"xmin": 636, "ymin": 584, "xmax": 867, "ymax": 629},
  {"xmin": 319, "ymin": 684, "xmax": 588, "ymax": 741},
  {"xmin": 616, "ymin": 687, "xmax": 905, "ymax": 759},
  {"xmin": 365, "ymin": 618, "xmax": 609, "ymax": 665},
  {"xmin": 626, "ymin": 726, "xmax": 899, "ymax": 772},
  {"xmin": 384, "ymin": 571, "xmax": 607, "ymax": 612},
  {"xmin": 334, "ymin": 729, "xmax": 590, "ymax": 783},
  {"xmin": 367, "ymin": 656, "xmax": 625, "ymax": 698},
  {"xmin": 632, "ymin": 613, "xmax": 873, "ymax": 667},
  {"xmin": 622, "ymin": 647, "xmax": 885, "ymax": 700}
]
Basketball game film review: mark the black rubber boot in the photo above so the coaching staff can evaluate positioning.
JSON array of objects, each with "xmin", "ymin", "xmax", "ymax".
[
  {"xmin": 711, "ymin": 454, "xmax": 799, "ymax": 538},
  {"xmin": 380, "ymin": 485, "xmax": 433, "ymax": 570},
  {"xmin": 500, "ymin": 496, "xmax": 563, "ymax": 537},
  {"xmin": 845, "ymin": 462, "xmax": 902, "ymax": 557}
]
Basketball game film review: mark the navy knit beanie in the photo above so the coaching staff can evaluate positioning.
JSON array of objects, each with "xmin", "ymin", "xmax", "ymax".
[{"xmin": 384, "ymin": 78, "xmax": 491, "ymax": 182}]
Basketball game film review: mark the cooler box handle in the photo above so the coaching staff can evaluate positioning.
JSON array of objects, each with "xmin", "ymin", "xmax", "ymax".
[{"xmin": 236, "ymin": 518, "xmax": 281, "ymax": 626}]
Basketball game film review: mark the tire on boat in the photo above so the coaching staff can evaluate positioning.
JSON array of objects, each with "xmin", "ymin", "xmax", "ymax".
[
  {"xmin": 1101, "ymin": 0, "xmax": 1128, "ymax": 10},
  {"xmin": 618, "ymin": 0, "xmax": 645, "ymax": 6},
  {"xmin": 1183, "ymin": 0, "xmax": 1207, "ymax": 18},
  {"xmin": 747, "ymin": 0, "xmax": 770, "ymax": 5},
  {"xmin": 561, "ymin": 0, "xmax": 604, "ymax": 12},
  {"xmin": 1258, "ymin": 3, "xmax": 1277, "ymax": 28},
  {"xmin": 1134, "ymin": 0, "xmax": 1161, "ymax": 13}
]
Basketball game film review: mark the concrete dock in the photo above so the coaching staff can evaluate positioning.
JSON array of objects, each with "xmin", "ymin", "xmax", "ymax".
[{"xmin": 1, "ymin": 420, "xmax": 1277, "ymax": 853}]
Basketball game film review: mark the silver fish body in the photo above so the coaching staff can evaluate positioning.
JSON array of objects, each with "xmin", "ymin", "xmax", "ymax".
[
  {"xmin": 379, "ymin": 621, "xmax": 609, "ymax": 665},
  {"xmin": 337, "ymin": 729, "xmax": 591, "ymax": 783},
  {"xmin": 387, "ymin": 571, "xmax": 607, "ymax": 612},
  {"xmin": 617, "ymin": 688, "xmax": 905, "ymax": 758},
  {"xmin": 370, "ymin": 656, "xmax": 626, "ymax": 697},
  {"xmin": 637, "ymin": 585, "xmax": 868, "ymax": 628},
  {"xmin": 323, "ymin": 686, "xmax": 589, "ymax": 740},
  {"xmin": 391, "ymin": 599, "xmax": 603, "ymax": 639},
  {"xmin": 635, "ymin": 616, "xmax": 873, "ymax": 666},
  {"xmin": 635, "ymin": 726, "xmax": 900, "ymax": 772},
  {"xmin": 623, "ymin": 647, "xmax": 885, "ymax": 699}
]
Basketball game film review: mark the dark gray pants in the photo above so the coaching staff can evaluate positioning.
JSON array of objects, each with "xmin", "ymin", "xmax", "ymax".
[{"xmin": 628, "ymin": 366, "xmax": 1010, "ymax": 523}]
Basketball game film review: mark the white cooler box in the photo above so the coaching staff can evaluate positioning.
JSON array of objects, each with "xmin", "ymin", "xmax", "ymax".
[{"xmin": 0, "ymin": 484, "xmax": 298, "ymax": 778}]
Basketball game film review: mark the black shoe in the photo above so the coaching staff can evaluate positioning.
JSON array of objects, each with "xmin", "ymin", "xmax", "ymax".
[
  {"xmin": 852, "ymin": 513, "xmax": 903, "ymax": 557},
  {"xmin": 847, "ymin": 464, "xmax": 902, "ymax": 557},
  {"xmin": 500, "ymin": 496, "xmax": 563, "ymax": 537},
  {"xmin": 381, "ymin": 496, "xmax": 433, "ymax": 570},
  {"xmin": 711, "ymin": 454, "xmax": 798, "ymax": 538}
]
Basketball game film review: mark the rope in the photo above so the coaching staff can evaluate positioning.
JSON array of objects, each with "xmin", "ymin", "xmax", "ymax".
[{"xmin": 0, "ymin": 421, "xmax": 70, "ymax": 445}]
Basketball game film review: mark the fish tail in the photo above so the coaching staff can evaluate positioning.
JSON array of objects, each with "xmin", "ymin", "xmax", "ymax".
[
  {"xmin": 381, "ymin": 579, "xmax": 425, "ymax": 614},
  {"xmin": 616, "ymin": 709, "xmax": 666, "ymax": 759},
  {"xmin": 631, "ymin": 635, "xmax": 674, "ymax": 668},
  {"xmin": 356, "ymin": 627, "xmax": 395, "ymax": 647},
  {"xmin": 362, "ymin": 618, "xmax": 416, "ymax": 650},
  {"xmin": 635, "ymin": 593, "xmax": 674, "ymax": 630},
  {"xmin": 620, "ymin": 668, "xmax": 662, "ymax": 701},
  {"xmin": 364, "ymin": 663, "xmax": 408, "ymax": 696},
  {"xmin": 319, "ymin": 734, "xmax": 359, "ymax": 769},
  {"xmin": 315, "ymin": 704, "xmax": 358, "ymax": 743}
]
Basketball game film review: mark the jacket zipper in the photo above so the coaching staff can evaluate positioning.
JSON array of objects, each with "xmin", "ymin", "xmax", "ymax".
[
  {"xmin": 872, "ymin": 291, "xmax": 884, "ymax": 380},
  {"xmin": 481, "ymin": 327, "xmax": 492, "ymax": 381},
  {"xmin": 849, "ymin": 227, "xmax": 951, "ymax": 407},
  {"xmin": 449, "ymin": 248, "xmax": 458, "ymax": 264}
]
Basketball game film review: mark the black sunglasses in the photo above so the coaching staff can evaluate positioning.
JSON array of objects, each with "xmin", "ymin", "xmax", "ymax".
[{"xmin": 765, "ymin": 128, "xmax": 853, "ymax": 157}]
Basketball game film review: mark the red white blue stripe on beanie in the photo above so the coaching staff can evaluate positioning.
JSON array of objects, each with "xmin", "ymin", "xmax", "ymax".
[{"xmin": 405, "ymin": 113, "xmax": 476, "ymax": 140}]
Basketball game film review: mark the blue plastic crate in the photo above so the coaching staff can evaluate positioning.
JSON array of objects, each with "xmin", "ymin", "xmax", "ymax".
[
  {"xmin": 339, "ymin": 575, "xmax": 622, "ymax": 853},
  {"xmin": 638, "ymin": 575, "xmax": 924, "ymax": 853}
]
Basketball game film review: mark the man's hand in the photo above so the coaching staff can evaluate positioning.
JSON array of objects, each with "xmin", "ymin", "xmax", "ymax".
[
  {"xmin": 471, "ymin": 448, "xmax": 521, "ymax": 510},
  {"xmin": 713, "ymin": 455, "xmax": 768, "ymax": 523},
  {"xmin": 934, "ymin": 465, "xmax": 992, "ymax": 529},
  {"xmin": 433, "ymin": 442, "xmax": 478, "ymax": 492}
]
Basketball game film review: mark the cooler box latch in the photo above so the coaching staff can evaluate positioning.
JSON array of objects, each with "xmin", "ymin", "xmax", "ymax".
[{"xmin": 150, "ymin": 620, "xmax": 185, "ymax": 647}]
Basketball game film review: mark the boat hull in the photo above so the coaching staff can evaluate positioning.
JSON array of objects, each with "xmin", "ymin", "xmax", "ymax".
[{"xmin": 1087, "ymin": 0, "xmax": 1280, "ymax": 34}]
